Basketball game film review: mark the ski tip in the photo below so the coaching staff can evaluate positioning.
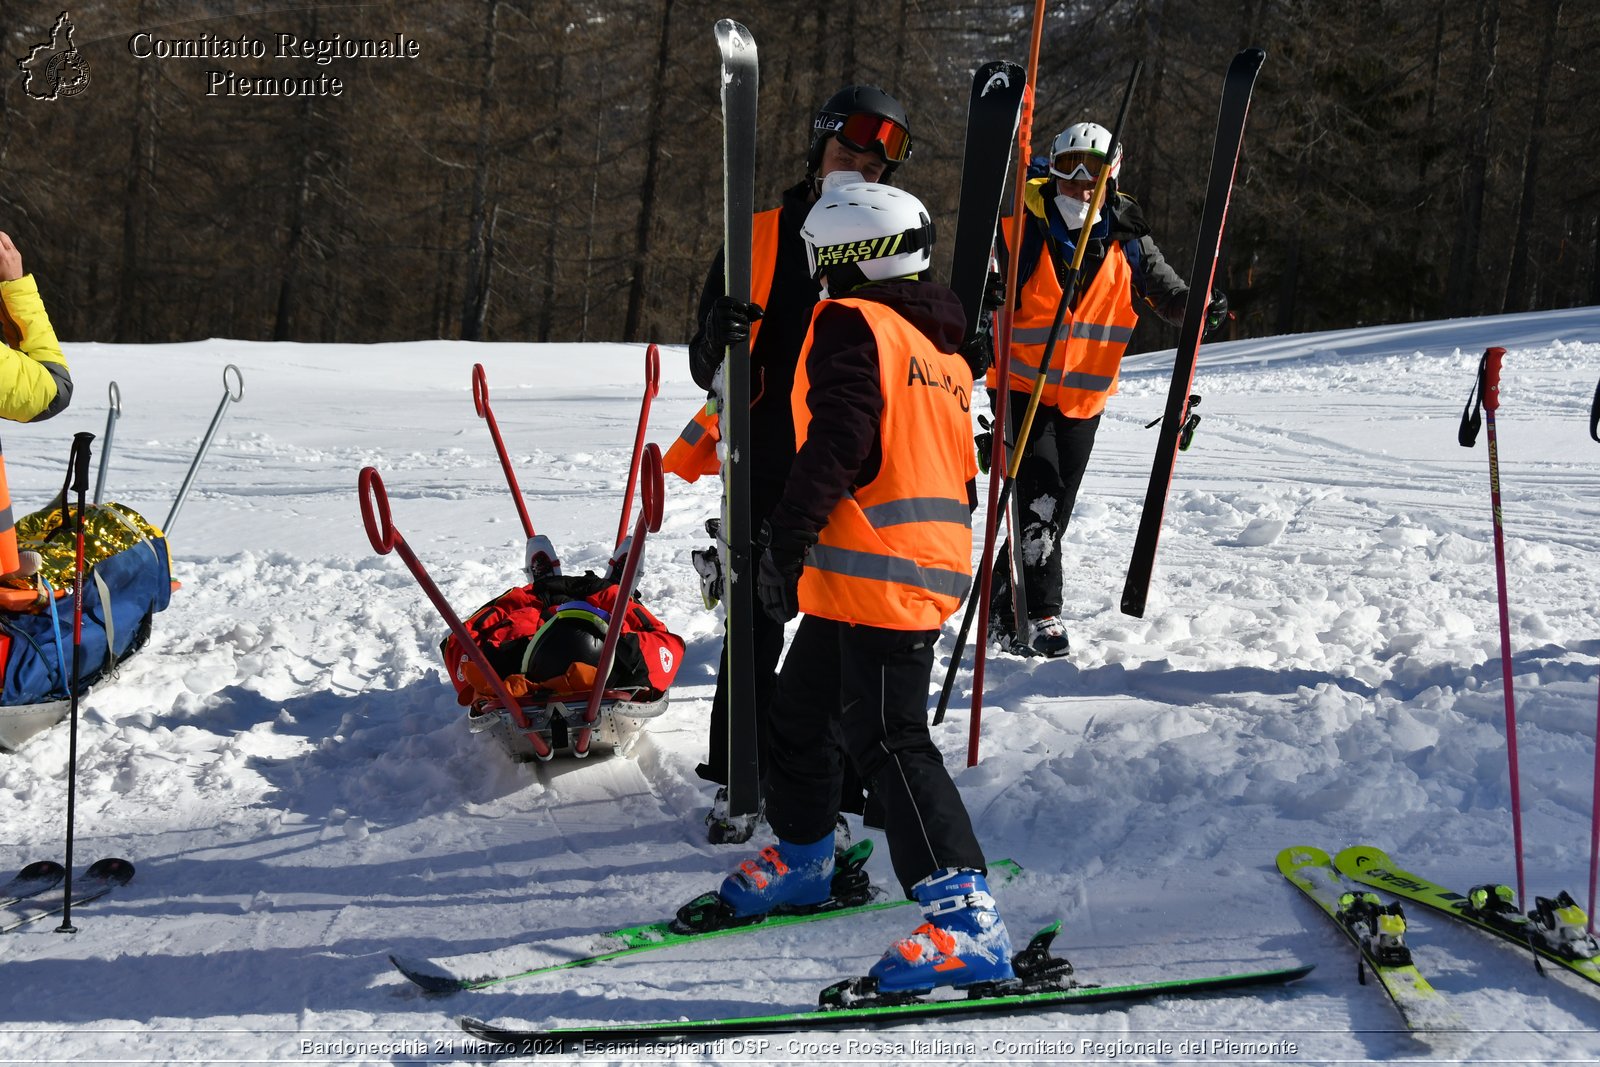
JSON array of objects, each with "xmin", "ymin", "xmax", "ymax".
[
  {"xmin": 714, "ymin": 19, "xmax": 756, "ymax": 50},
  {"xmin": 84, "ymin": 857, "xmax": 135, "ymax": 885},
  {"xmin": 390, "ymin": 954, "xmax": 467, "ymax": 995},
  {"xmin": 1234, "ymin": 47, "xmax": 1267, "ymax": 71},
  {"xmin": 17, "ymin": 860, "xmax": 66, "ymax": 881},
  {"xmin": 1275, "ymin": 845, "xmax": 1331, "ymax": 874}
]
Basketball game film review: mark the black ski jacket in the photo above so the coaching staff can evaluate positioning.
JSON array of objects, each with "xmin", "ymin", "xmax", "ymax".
[{"xmin": 688, "ymin": 179, "xmax": 818, "ymax": 497}]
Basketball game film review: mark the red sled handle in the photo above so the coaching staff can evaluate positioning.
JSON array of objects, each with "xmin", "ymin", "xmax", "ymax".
[{"xmin": 358, "ymin": 465, "xmax": 551, "ymax": 759}]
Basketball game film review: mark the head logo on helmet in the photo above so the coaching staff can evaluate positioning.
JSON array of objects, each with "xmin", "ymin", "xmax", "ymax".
[
  {"xmin": 801, "ymin": 180, "xmax": 935, "ymax": 299},
  {"xmin": 806, "ymin": 84, "xmax": 913, "ymax": 183}
]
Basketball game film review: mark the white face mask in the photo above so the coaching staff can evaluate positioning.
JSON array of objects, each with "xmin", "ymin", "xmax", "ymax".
[
  {"xmin": 1054, "ymin": 193, "xmax": 1098, "ymax": 232},
  {"xmin": 820, "ymin": 170, "xmax": 865, "ymax": 194}
]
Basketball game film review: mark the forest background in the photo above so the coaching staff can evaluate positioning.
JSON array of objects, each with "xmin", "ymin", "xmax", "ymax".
[{"xmin": 2, "ymin": 0, "xmax": 1595, "ymax": 355}]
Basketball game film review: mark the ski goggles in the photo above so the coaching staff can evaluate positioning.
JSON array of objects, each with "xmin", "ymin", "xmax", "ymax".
[
  {"xmin": 1049, "ymin": 150, "xmax": 1106, "ymax": 182},
  {"xmin": 814, "ymin": 111, "xmax": 913, "ymax": 164}
]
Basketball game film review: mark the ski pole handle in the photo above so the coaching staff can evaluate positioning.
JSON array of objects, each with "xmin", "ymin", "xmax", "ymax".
[
  {"xmin": 94, "ymin": 382, "xmax": 119, "ymax": 505},
  {"xmin": 1482, "ymin": 346, "xmax": 1504, "ymax": 412}
]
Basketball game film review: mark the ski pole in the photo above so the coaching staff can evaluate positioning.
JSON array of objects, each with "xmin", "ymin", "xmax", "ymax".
[
  {"xmin": 56, "ymin": 432, "xmax": 94, "ymax": 934},
  {"xmin": 575, "ymin": 443, "xmax": 663, "ymax": 758},
  {"xmin": 1591, "ymin": 372, "xmax": 1600, "ymax": 933},
  {"xmin": 358, "ymin": 466, "xmax": 552, "ymax": 761},
  {"xmin": 1458, "ymin": 346, "xmax": 1527, "ymax": 911},
  {"xmin": 615, "ymin": 344, "xmax": 660, "ymax": 550},
  {"xmin": 471, "ymin": 363, "xmax": 536, "ymax": 540},
  {"xmin": 165, "ymin": 363, "xmax": 243, "ymax": 535},
  {"xmin": 960, "ymin": 0, "xmax": 1047, "ymax": 766},
  {"xmin": 935, "ymin": 60, "xmax": 1141, "ymax": 729},
  {"xmin": 93, "ymin": 381, "xmax": 119, "ymax": 505}
]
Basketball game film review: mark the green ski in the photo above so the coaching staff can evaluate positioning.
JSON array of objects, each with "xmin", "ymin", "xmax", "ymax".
[
  {"xmin": 458, "ymin": 931, "xmax": 1312, "ymax": 1046},
  {"xmin": 392, "ymin": 853, "xmax": 1021, "ymax": 994}
]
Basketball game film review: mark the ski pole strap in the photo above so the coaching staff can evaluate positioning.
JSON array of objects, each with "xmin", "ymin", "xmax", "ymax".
[{"xmin": 1458, "ymin": 347, "xmax": 1505, "ymax": 447}]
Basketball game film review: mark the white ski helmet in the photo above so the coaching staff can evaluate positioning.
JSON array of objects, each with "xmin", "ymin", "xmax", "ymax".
[
  {"xmin": 801, "ymin": 180, "xmax": 935, "ymax": 298},
  {"xmin": 1049, "ymin": 121, "xmax": 1123, "ymax": 182}
]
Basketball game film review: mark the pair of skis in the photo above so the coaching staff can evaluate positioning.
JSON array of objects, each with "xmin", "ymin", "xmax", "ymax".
[
  {"xmin": 1281, "ymin": 843, "xmax": 1600, "ymax": 1032},
  {"xmin": 395, "ymin": 851, "xmax": 1309, "ymax": 1039},
  {"xmin": 0, "ymin": 857, "xmax": 134, "ymax": 934}
]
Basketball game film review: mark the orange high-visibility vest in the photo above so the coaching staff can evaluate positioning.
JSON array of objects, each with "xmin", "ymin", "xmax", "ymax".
[
  {"xmin": 663, "ymin": 208, "xmax": 784, "ymax": 482},
  {"xmin": 986, "ymin": 228, "xmax": 1139, "ymax": 419},
  {"xmin": 792, "ymin": 298, "xmax": 976, "ymax": 631}
]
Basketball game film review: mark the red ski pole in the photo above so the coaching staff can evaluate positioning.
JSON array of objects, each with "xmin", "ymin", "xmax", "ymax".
[
  {"xmin": 575, "ymin": 444, "xmax": 664, "ymax": 758},
  {"xmin": 616, "ymin": 345, "xmax": 661, "ymax": 549},
  {"xmin": 359, "ymin": 466, "xmax": 552, "ymax": 760},
  {"xmin": 1591, "ymin": 371, "xmax": 1600, "ymax": 932},
  {"xmin": 472, "ymin": 363, "xmax": 536, "ymax": 540},
  {"xmin": 1460, "ymin": 346, "xmax": 1526, "ymax": 908},
  {"xmin": 966, "ymin": 0, "xmax": 1046, "ymax": 768}
]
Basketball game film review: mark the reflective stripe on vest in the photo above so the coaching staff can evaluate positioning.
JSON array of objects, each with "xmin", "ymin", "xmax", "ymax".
[
  {"xmin": 986, "ymin": 228, "xmax": 1140, "ymax": 419},
  {"xmin": 663, "ymin": 208, "xmax": 784, "ymax": 482},
  {"xmin": 792, "ymin": 298, "xmax": 977, "ymax": 631}
]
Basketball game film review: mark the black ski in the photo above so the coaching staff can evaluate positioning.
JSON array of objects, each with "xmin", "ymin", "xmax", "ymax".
[
  {"xmin": 714, "ymin": 18, "xmax": 761, "ymax": 824},
  {"xmin": 947, "ymin": 60, "xmax": 1025, "ymax": 343},
  {"xmin": 0, "ymin": 860, "xmax": 65, "ymax": 910},
  {"xmin": 0, "ymin": 857, "xmax": 134, "ymax": 933},
  {"xmin": 459, "ymin": 926, "xmax": 1312, "ymax": 1045},
  {"xmin": 1121, "ymin": 47, "xmax": 1265, "ymax": 618}
]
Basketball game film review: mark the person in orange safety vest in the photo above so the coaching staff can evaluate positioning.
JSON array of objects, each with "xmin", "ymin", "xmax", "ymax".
[
  {"xmin": 984, "ymin": 121, "xmax": 1227, "ymax": 658},
  {"xmin": 687, "ymin": 177, "xmax": 1018, "ymax": 999},
  {"xmin": 666, "ymin": 85, "xmax": 916, "ymax": 844}
]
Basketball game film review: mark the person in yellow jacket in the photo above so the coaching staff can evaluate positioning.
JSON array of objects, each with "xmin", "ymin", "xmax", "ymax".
[
  {"xmin": 668, "ymin": 85, "xmax": 916, "ymax": 843},
  {"xmin": 691, "ymin": 179, "xmax": 1017, "ymax": 997},
  {"xmin": 986, "ymin": 122, "xmax": 1227, "ymax": 657},
  {"xmin": 0, "ymin": 230, "xmax": 73, "ymax": 577}
]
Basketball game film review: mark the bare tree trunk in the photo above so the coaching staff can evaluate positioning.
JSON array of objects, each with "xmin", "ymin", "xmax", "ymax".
[
  {"xmin": 115, "ymin": 0, "xmax": 157, "ymax": 344},
  {"xmin": 622, "ymin": 0, "xmax": 676, "ymax": 342},
  {"xmin": 1444, "ymin": 0, "xmax": 1500, "ymax": 316},
  {"xmin": 1502, "ymin": 0, "xmax": 1561, "ymax": 313},
  {"xmin": 460, "ymin": 0, "xmax": 500, "ymax": 341}
]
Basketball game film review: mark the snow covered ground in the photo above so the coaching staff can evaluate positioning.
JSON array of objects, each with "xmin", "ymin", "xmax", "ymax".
[{"xmin": 1, "ymin": 307, "xmax": 1598, "ymax": 1064}]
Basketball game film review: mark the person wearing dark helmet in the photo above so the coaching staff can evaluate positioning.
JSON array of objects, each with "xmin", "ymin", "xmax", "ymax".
[
  {"xmin": 663, "ymin": 85, "xmax": 914, "ymax": 843},
  {"xmin": 986, "ymin": 121, "xmax": 1228, "ymax": 658}
]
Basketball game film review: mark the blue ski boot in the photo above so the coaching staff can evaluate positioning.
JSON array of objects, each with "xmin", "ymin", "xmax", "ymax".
[
  {"xmin": 868, "ymin": 868, "xmax": 1014, "ymax": 994},
  {"xmin": 716, "ymin": 834, "xmax": 836, "ymax": 918}
]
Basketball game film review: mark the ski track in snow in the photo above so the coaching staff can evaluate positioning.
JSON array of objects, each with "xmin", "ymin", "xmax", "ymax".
[{"xmin": 0, "ymin": 318, "xmax": 1597, "ymax": 1063}]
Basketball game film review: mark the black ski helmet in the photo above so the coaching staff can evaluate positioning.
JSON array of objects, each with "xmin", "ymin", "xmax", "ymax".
[
  {"xmin": 520, "ymin": 603, "xmax": 608, "ymax": 690},
  {"xmin": 806, "ymin": 84, "xmax": 913, "ymax": 182}
]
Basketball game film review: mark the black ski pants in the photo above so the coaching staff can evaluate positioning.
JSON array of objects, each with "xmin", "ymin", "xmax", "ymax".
[
  {"xmin": 764, "ymin": 615, "xmax": 986, "ymax": 896},
  {"xmin": 990, "ymin": 394, "xmax": 1103, "ymax": 623}
]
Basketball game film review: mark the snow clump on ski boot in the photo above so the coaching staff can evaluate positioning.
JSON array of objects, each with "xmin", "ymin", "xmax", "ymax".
[{"xmin": 869, "ymin": 867, "xmax": 1014, "ymax": 993}]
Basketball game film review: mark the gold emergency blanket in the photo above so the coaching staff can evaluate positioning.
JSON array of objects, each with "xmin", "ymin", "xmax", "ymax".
[{"xmin": 16, "ymin": 503, "xmax": 165, "ymax": 593}]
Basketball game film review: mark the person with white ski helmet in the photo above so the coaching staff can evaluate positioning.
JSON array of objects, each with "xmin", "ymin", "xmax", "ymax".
[
  {"xmin": 663, "ymin": 86, "xmax": 914, "ymax": 842},
  {"xmin": 686, "ymin": 178, "xmax": 1015, "ymax": 998},
  {"xmin": 984, "ymin": 120, "xmax": 1228, "ymax": 658}
]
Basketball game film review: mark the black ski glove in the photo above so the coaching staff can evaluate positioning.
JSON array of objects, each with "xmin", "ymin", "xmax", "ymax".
[
  {"xmin": 982, "ymin": 270, "xmax": 1007, "ymax": 311},
  {"xmin": 958, "ymin": 329, "xmax": 994, "ymax": 380},
  {"xmin": 706, "ymin": 296, "xmax": 763, "ymax": 349},
  {"xmin": 755, "ymin": 521, "xmax": 816, "ymax": 623},
  {"xmin": 1204, "ymin": 289, "xmax": 1229, "ymax": 335}
]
